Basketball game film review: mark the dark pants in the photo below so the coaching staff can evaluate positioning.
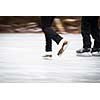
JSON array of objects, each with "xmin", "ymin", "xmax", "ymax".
[
  {"xmin": 81, "ymin": 16, "xmax": 100, "ymax": 48},
  {"xmin": 41, "ymin": 16, "xmax": 63, "ymax": 52}
]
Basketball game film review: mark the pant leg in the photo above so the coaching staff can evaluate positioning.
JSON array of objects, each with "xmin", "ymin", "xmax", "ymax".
[
  {"xmin": 41, "ymin": 16, "xmax": 53, "ymax": 51},
  {"xmin": 90, "ymin": 16, "xmax": 100, "ymax": 48},
  {"xmin": 81, "ymin": 16, "xmax": 92, "ymax": 48},
  {"xmin": 41, "ymin": 16, "xmax": 63, "ymax": 44}
]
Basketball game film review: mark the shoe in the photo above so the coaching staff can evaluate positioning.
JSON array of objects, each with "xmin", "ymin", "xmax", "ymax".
[
  {"xmin": 42, "ymin": 51, "xmax": 52, "ymax": 59},
  {"xmin": 57, "ymin": 38, "xmax": 69, "ymax": 56},
  {"xmin": 76, "ymin": 48, "xmax": 92, "ymax": 57},
  {"xmin": 91, "ymin": 48, "xmax": 100, "ymax": 56}
]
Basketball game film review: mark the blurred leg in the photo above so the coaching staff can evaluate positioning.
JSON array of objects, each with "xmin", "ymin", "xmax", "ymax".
[
  {"xmin": 76, "ymin": 17, "xmax": 92, "ymax": 56},
  {"xmin": 41, "ymin": 16, "xmax": 63, "ymax": 46},
  {"xmin": 41, "ymin": 16, "xmax": 68, "ymax": 56},
  {"xmin": 90, "ymin": 16, "xmax": 100, "ymax": 48},
  {"xmin": 41, "ymin": 16, "xmax": 53, "ymax": 52},
  {"xmin": 81, "ymin": 16, "xmax": 91, "ymax": 48}
]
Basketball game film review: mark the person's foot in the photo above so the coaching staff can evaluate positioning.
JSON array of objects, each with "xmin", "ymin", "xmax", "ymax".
[
  {"xmin": 91, "ymin": 48, "xmax": 100, "ymax": 56},
  {"xmin": 42, "ymin": 51, "xmax": 52, "ymax": 59},
  {"xmin": 76, "ymin": 48, "xmax": 92, "ymax": 57},
  {"xmin": 57, "ymin": 39, "xmax": 69, "ymax": 56}
]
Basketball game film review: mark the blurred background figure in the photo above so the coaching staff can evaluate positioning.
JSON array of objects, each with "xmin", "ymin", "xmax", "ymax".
[
  {"xmin": 53, "ymin": 18, "xmax": 66, "ymax": 34},
  {"xmin": 0, "ymin": 16, "xmax": 81, "ymax": 33}
]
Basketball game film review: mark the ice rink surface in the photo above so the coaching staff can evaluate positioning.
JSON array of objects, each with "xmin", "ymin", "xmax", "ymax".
[{"xmin": 0, "ymin": 33, "xmax": 100, "ymax": 83}]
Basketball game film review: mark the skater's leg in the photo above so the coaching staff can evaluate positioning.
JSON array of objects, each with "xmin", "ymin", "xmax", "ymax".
[
  {"xmin": 90, "ymin": 16, "xmax": 100, "ymax": 56},
  {"xmin": 90, "ymin": 17, "xmax": 100, "ymax": 48},
  {"xmin": 41, "ymin": 16, "xmax": 63, "ymax": 44},
  {"xmin": 81, "ymin": 16, "xmax": 91, "ymax": 49},
  {"xmin": 41, "ymin": 16, "xmax": 68, "ymax": 56},
  {"xmin": 41, "ymin": 16, "xmax": 53, "ymax": 52},
  {"xmin": 76, "ymin": 16, "xmax": 92, "ymax": 56}
]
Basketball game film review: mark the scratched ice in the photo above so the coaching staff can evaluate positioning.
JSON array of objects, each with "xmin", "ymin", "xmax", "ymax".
[{"xmin": 0, "ymin": 33, "xmax": 100, "ymax": 82}]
